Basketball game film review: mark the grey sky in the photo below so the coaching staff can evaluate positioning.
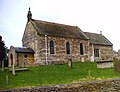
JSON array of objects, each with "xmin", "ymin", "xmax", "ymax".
[{"xmin": 1, "ymin": 0, "xmax": 120, "ymax": 51}]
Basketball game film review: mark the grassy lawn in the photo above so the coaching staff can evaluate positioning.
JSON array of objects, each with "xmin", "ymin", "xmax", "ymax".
[{"xmin": 0, "ymin": 62, "xmax": 120, "ymax": 90}]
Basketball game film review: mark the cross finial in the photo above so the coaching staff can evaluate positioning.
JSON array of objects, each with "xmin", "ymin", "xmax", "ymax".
[
  {"xmin": 27, "ymin": 7, "xmax": 32, "ymax": 22},
  {"xmin": 29, "ymin": 7, "xmax": 30, "ymax": 11}
]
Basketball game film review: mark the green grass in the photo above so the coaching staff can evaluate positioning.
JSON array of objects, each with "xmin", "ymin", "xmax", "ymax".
[{"xmin": 0, "ymin": 62, "xmax": 120, "ymax": 90}]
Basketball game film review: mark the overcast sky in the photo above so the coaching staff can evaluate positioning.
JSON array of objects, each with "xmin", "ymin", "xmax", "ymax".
[{"xmin": 1, "ymin": 0, "xmax": 120, "ymax": 51}]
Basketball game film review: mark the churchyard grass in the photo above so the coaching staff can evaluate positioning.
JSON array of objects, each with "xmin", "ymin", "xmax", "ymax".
[{"xmin": 0, "ymin": 62, "xmax": 120, "ymax": 90}]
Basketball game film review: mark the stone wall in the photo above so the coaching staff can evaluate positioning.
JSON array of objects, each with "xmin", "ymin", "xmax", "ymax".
[
  {"xmin": 89, "ymin": 44, "xmax": 113, "ymax": 61},
  {"xmin": 2, "ymin": 78, "xmax": 120, "ymax": 92},
  {"xmin": 37, "ymin": 35, "xmax": 89, "ymax": 65},
  {"xmin": 100, "ymin": 45, "xmax": 113, "ymax": 61},
  {"xmin": 22, "ymin": 22, "xmax": 38, "ymax": 64},
  {"xmin": 17, "ymin": 53, "xmax": 34, "ymax": 67}
]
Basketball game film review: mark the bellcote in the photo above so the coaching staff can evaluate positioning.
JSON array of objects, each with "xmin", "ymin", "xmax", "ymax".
[{"xmin": 27, "ymin": 7, "xmax": 32, "ymax": 22}]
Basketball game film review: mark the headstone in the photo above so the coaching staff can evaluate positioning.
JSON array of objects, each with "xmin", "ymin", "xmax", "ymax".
[
  {"xmin": 81, "ymin": 57, "xmax": 84, "ymax": 62},
  {"xmin": 91, "ymin": 56, "xmax": 94, "ymax": 62},
  {"xmin": 67, "ymin": 56, "xmax": 72, "ymax": 68}
]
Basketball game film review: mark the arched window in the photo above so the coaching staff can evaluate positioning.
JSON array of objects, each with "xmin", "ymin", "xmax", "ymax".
[
  {"xmin": 66, "ymin": 42, "xmax": 70, "ymax": 54},
  {"xmin": 80, "ymin": 43, "xmax": 84, "ymax": 55},
  {"xmin": 50, "ymin": 40, "xmax": 54, "ymax": 54}
]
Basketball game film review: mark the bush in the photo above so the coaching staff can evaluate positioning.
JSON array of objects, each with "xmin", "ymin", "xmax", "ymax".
[{"xmin": 114, "ymin": 59, "xmax": 120, "ymax": 73}]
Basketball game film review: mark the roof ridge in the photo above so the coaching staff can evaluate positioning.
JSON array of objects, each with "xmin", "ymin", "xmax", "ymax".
[
  {"xmin": 32, "ymin": 19, "xmax": 77, "ymax": 28},
  {"xmin": 30, "ymin": 19, "xmax": 88, "ymax": 40},
  {"xmin": 15, "ymin": 47, "xmax": 31, "ymax": 49},
  {"xmin": 84, "ymin": 32, "xmax": 101, "ymax": 35},
  {"xmin": 84, "ymin": 32, "xmax": 112, "ymax": 46}
]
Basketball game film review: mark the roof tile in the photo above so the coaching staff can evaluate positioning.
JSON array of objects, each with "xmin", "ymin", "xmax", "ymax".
[
  {"xmin": 14, "ymin": 47, "xmax": 34, "ymax": 53},
  {"xmin": 84, "ymin": 32, "xmax": 112, "ymax": 46},
  {"xmin": 31, "ymin": 19, "xmax": 88, "ymax": 40}
]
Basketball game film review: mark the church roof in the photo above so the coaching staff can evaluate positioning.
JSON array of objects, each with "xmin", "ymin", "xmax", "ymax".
[
  {"xmin": 84, "ymin": 32, "xmax": 113, "ymax": 46},
  {"xmin": 14, "ymin": 47, "xmax": 34, "ymax": 53},
  {"xmin": 30, "ymin": 19, "xmax": 88, "ymax": 40}
]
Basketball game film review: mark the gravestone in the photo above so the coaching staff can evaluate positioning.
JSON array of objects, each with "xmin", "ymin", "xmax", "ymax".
[{"xmin": 67, "ymin": 56, "xmax": 73, "ymax": 68}]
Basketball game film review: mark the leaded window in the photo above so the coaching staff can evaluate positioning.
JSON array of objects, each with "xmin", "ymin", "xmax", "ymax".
[
  {"xmin": 80, "ymin": 43, "xmax": 84, "ymax": 55},
  {"xmin": 94, "ymin": 49, "xmax": 99, "ymax": 57},
  {"xmin": 66, "ymin": 42, "xmax": 70, "ymax": 54},
  {"xmin": 50, "ymin": 40, "xmax": 54, "ymax": 54}
]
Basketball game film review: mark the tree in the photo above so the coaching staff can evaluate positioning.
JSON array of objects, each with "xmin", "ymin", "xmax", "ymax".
[{"xmin": 0, "ymin": 35, "xmax": 6, "ymax": 68}]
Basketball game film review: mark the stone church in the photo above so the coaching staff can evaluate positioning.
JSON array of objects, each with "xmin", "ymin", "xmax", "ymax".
[{"xmin": 8, "ymin": 8, "xmax": 113, "ymax": 67}]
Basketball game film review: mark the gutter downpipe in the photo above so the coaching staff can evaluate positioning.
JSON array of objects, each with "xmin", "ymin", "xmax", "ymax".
[
  {"xmin": 45, "ymin": 35, "xmax": 48, "ymax": 65},
  {"xmin": 91, "ymin": 44, "xmax": 94, "ymax": 62}
]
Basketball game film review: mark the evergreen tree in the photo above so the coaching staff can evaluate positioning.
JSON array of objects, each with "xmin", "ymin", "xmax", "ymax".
[{"xmin": 0, "ymin": 35, "xmax": 6, "ymax": 68}]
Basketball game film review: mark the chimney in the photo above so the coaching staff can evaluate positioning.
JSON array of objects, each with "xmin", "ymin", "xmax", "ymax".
[{"xmin": 27, "ymin": 7, "xmax": 32, "ymax": 22}]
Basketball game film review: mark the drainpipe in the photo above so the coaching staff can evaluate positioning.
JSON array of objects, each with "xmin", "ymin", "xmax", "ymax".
[
  {"xmin": 91, "ymin": 44, "xmax": 94, "ymax": 62},
  {"xmin": 45, "ymin": 35, "xmax": 48, "ymax": 65}
]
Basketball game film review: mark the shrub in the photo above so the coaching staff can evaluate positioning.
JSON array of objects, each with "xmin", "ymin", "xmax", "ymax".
[{"xmin": 114, "ymin": 59, "xmax": 120, "ymax": 73}]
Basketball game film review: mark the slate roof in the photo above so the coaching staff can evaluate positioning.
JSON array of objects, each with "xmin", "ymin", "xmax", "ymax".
[
  {"xmin": 14, "ymin": 47, "xmax": 34, "ymax": 53},
  {"xmin": 30, "ymin": 19, "xmax": 88, "ymax": 40},
  {"xmin": 84, "ymin": 32, "xmax": 113, "ymax": 46}
]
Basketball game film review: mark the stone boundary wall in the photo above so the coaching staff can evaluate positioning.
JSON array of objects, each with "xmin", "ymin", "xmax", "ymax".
[{"xmin": 2, "ymin": 78, "xmax": 120, "ymax": 92}]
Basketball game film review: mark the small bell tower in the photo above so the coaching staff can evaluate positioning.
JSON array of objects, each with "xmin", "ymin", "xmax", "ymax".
[{"xmin": 27, "ymin": 7, "xmax": 32, "ymax": 22}]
